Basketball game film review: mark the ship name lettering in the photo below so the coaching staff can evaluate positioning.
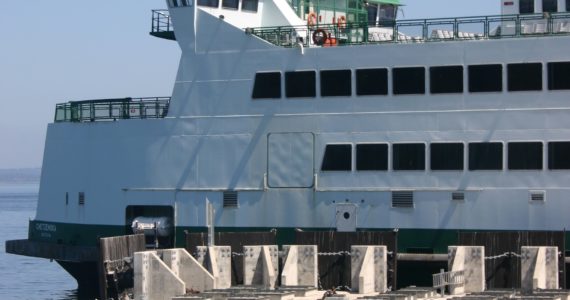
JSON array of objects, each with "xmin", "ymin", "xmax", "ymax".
[{"xmin": 35, "ymin": 223, "xmax": 57, "ymax": 232}]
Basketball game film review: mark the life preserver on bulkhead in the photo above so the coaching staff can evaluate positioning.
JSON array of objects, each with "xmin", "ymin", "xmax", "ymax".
[
  {"xmin": 312, "ymin": 29, "xmax": 328, "ymax": 46},
  {"xmin": 307, "ymin": 12, "xmax": 318, "ymax": 27},
  {"xmin": 337, "ymin": 15, "xmax": 347, "ymax": 28}
]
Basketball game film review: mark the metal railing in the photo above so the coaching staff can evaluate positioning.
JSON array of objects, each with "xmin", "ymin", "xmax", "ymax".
[
  {"xmin": 249, "ymin": 12, "xmax": 570, "ymax": 47},
  {"xmin": 54, "ymin": 97, "xmax": 170, "ymax": 123},
  {"xmin": 151, "ymin": 9, "xmax": 172, "ymax": 33},
  {"xmin": 150, "ymin": 10, "xmax": 175, "ymax": 40},
  {"xmin": 433, "ymin": 269, "xmax": 465, "ymax": 295}
]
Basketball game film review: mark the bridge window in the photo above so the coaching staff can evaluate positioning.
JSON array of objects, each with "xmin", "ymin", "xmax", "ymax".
[
  {"xmin": 393, "ymin": 143, "xmax": 426, "ymax": 171},
  {"xmin": 356, "ymin": 144, "xmax": 388, "ymax": 171},
  {"xmin": 322, "ymin": 144, "xmax": 352, "ymax": 171},
  {"xmin": 543, "ymin": 0, "xmax": 558, "ymax": 12},
  {"xmin": 469, "ymin": 142, "xmax": 503, "ymax": 170},
  {"xmin": 393, "ymin": 67, "xmax": 425, "ymax": 95},
  {"xmin": 285, "ymin": 71, "xmax": 316, "ymax": 98},
  {"xmin": 548, "ymin": 62, "xmax": 570, "ymax": 90},
  {"xmin": 242, "ymin": 0, "xmax": 258, "ymax": 12},
  {"xmin": 252, "ymin": 72, "xmax": 281, "ymax": 99},
  {"xmin": 549, "ymin": 142, "xmax": 570, "ymax": 169},
  {"xmin": 508, "ymin": 142, "xmax": 543, "ymax": 170},
  {"xmin": 222, "ymin": 0, "xmax": 239, "ymax": 9},
  {"xmin": 431, "ymin": 143, "xmax": 464, "ymax": 171},
  {"xmin": 508, "ymin": 63, "xmax": 542, "ymax": 91},
  {"xmin": 520, "ymin": 0, "xmax": 535, "ymax": 13},
  {"xmin": 321, "ymin": 70, "xmax": 352, "ymax": 97},
  {"xmin": 198, "ymin": 0, "xmax": 219, "ymax": 8},
  {"xmin": 181, "ymin": 0, "xmax": 191, "ymax": 6},
  {"xmin": 567, "ymin": 0, "xmax": 570, "ymax": 12},
  {"xmin": 430, "ymin": 66, "xmax": 464, "ymax": 94},
  {"xmin": 468, "ymin": 64, "xmax": 503, "ymax": 93},
  {"xmin": 356, "ymin": 68, "xmax": 388, "ymax": 96}
]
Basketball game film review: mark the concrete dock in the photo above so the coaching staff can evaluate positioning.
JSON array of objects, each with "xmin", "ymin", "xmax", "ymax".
[{"xmin": 131, "ymin": 245, "xmax": 570, "ymax": 300}]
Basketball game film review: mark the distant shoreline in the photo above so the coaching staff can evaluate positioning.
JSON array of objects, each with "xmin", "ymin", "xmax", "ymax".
[{"xmin": 0, "ymin": 168, "xmax": 41, "ymax": 184}]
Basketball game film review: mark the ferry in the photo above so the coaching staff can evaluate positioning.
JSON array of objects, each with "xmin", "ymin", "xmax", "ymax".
[{"xmin": 6, "ymin": 0, "xmax": 570, "ymax": 292}]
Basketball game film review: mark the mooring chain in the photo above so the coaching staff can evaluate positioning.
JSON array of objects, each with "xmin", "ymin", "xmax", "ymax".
[
  {"xmin": 318, "ymin": 251, "xmax": 352, "ymax": 256},
  {"xmin": 485, "ymin": 252, "xmax": 522, "ymax": 260}
]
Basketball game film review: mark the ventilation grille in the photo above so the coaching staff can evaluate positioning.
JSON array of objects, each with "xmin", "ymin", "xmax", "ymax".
[
  {"xmin": 392, "ymin": 191, "xmax": 414, "ymax": 208},
  {"xmin": 529, "ymin": 190, "xmax": 545, "ymax": 202},
  {"xmin": 223, "ymin": 191, "xmax": 238, "ymax": 208},
  {"xmin": 452, "ymin": 192, "xmax": 465, "ymax": 201},
  {"xmin": 78, "ymin": 192, "xmax": 85, "ymax": 206}
]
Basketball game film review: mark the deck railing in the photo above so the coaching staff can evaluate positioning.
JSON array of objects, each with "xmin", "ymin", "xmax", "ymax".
[
  {"xmin": 150, "ymin": 10, "xmax": 175, "ymax": 40},
  {"xmin": 54, "ymin": 97, "xmax": 170, "ymax": 123},
  {"xmin": 249, "ymin": 12, "xmax": 570, "ymax": 47}
]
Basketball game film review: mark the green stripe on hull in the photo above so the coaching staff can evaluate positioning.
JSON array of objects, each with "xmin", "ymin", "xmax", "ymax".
[{"xmin": 29, "ymin": 220, "xmax": 570, "ymax": 255}]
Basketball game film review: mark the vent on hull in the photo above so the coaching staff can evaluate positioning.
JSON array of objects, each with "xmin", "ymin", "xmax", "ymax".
[
  {"xmin": 392, "ymin": 191, "xmax": 414, "ymax": 208},
  {"xmin": 223, "ymin": 191, "xmax": 238, "ymax": 208},
  {"xmin": 529, "ymin": 190, "xmax": 545, "ymax": 202}
]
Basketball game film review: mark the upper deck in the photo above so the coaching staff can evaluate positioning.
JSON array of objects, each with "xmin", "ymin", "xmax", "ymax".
[{"xmin": 151, "ymin": 9, "xmax": 570, "ymax": 46}]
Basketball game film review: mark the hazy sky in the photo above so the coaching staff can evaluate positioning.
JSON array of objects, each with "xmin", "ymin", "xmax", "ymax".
[{"xmin": 0, "ymin": 0, "xmax": 499, "ymax": 169}]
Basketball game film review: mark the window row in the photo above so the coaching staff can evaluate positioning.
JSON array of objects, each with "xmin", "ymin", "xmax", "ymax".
[
  {"xmin": 169, "ymin": 0, "xmax": 259, "ymax": 11},
  {"xmin": 196, "ymin": 0, "xmax": 258, "ymax": 12},
  {"xmin": 252, "ymin": 62, "xmax": 570, "ymax": 99},
  {"xmin": 520, "ymin": 0, "xmax": 570, "ymax": 13},
  {"xmin": 321, "ymin": 141, "xmax": 570, "ymax": 172}
]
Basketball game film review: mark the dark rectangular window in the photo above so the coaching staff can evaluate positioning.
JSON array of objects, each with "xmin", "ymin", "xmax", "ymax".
[
  {"xmin": 520, "ymin": 0, "xmax": 535, "ymax": 13},
  {"xmin": 431, "ymin": 143, "xmax": 464, "ymax": 171},
  {"xmin": 393, "ymin": 67, "xmax": 425, "ymax": 95},
  {"xmin": 508, "ymin": 142, "xmax": 543, "ymax": 170},
  {"xmin": 321, "ymin": 70, "xmax": 351, "ymax": 97},
  {"xmin": 242, "ymin": 0, "xmax": 259, "ymax": 11},
  {"xmin": 430, "ymin": 66, "xmax": 464, "ymax": 94},
  {"xmin": 171, "ymin": 0, "xmax": 179, "ymax": 7},
  {"xmin": 356, "ymin": 144, "xmax": 388, "ymax": 171},
  {"xmin": 567, "ymin": 0, "xmax": 570, "ymax": 12},
  {"xmin": 252, "ymin": 72, "xmax": 281, "ymax": 99},
  {"xmin": 321, "ymin": 144, "xmax": 352, "ymax": 171},
  {"xmin": 285, "ymin": 71, "xmax": 316, "ymax": 98},
  {"xmin": 548, "ymin": 142, "xmax": 570, "ymax": 169},
  {"xmin": 222, "ymin": 0, "xmax": 239, "ymax": 9},
  {"xmin": 507, "ymin": 63, "xmax": 542, "ymax": 91},
  {"xmin": 198, "ymin": 0, "xmax": 219, "ymax": 7},
  {"xmin": 469, "ymin": 143, "xmax": 503, "ymax": 170},
  {"xmin": 393, "ymin": 143, "xmax": 425, "ymax": 171},
  {"xmin": 468, "ymin": 64, "xmax": 503, "ymax": 93},
  {"xmin": 543, "ymin": 0, "xmax": 558, "ymax": 12},
  {"xmin": 356, "ymin": 68, "xmax": 388, "ymax": 96},
  {"xmin": 548, "ymin": 62, "xmax": 570, "ymax": 90}
]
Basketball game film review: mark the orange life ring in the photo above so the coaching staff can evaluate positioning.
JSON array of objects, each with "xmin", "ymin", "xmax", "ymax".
[
  {"xmin": 307, "ymin": 12, "xmax": 317, "ymax": 27},
  {"xmin": 337, "ymin": 15, "xmax": 347, "ymax": 28}
]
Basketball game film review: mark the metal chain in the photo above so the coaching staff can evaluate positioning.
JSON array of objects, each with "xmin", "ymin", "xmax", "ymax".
[
  {"xmin": 318, "ymin": 251, "xmax": 352, "ymax": 256},
  {"xmin": 485, "ymin": 252, "xmax": 522, "ymax": 260}
]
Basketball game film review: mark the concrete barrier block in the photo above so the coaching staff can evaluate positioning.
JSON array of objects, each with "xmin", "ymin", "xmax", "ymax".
[
  {"xmin": 134, "ymin": 251, "xmax": 185, "ymax": 300},
  {"xmin": 281, "ymin": 245, "xmax": 318, "ymax": 287},
  {"xmin": 196, "ymin": 246, "xmax": 232, "ymax": 289},
  {"xmin": 521, "ymin": 246, "xmax": 559, "ymax": 292},
  {"xmin": 243, "ymin": 245, "xmax": 278, "ymax": 288},
  {"xmin": 448, "ymin": 246, "xmax": 485, "ymax": 295},
  {"xmin": 351, "ymin": 246, "xmax": 388, "ymax": 294},
  {"xmin": 162, "ymin": 248, "xmax": 215, "ymax": 292}
]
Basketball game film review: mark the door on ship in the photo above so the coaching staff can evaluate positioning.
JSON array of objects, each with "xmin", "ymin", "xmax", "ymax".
[{"xmin": 267, "ymin": 132, "xmax": 314, "ymax": 188}]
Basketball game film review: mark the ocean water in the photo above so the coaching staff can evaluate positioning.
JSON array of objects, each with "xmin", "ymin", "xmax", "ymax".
[{"xmin": 0, "ymin": 184, "xmax": 78, "ymax": 300}]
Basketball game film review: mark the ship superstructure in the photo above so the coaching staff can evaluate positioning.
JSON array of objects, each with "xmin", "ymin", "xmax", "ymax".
[{"xmin": 7, "ymin": 0, "xmax": 570, "ymax": 291}]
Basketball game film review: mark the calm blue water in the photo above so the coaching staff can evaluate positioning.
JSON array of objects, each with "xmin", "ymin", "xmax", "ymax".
[{"xmin": 0, "ymin": 184, "xmax": 78, "ymax": 300}]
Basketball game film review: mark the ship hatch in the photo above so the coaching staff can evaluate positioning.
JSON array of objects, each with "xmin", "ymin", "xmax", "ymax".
[{"xmin": 267, "ymin": 133, "xmax": 315, "ymax": 188}]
